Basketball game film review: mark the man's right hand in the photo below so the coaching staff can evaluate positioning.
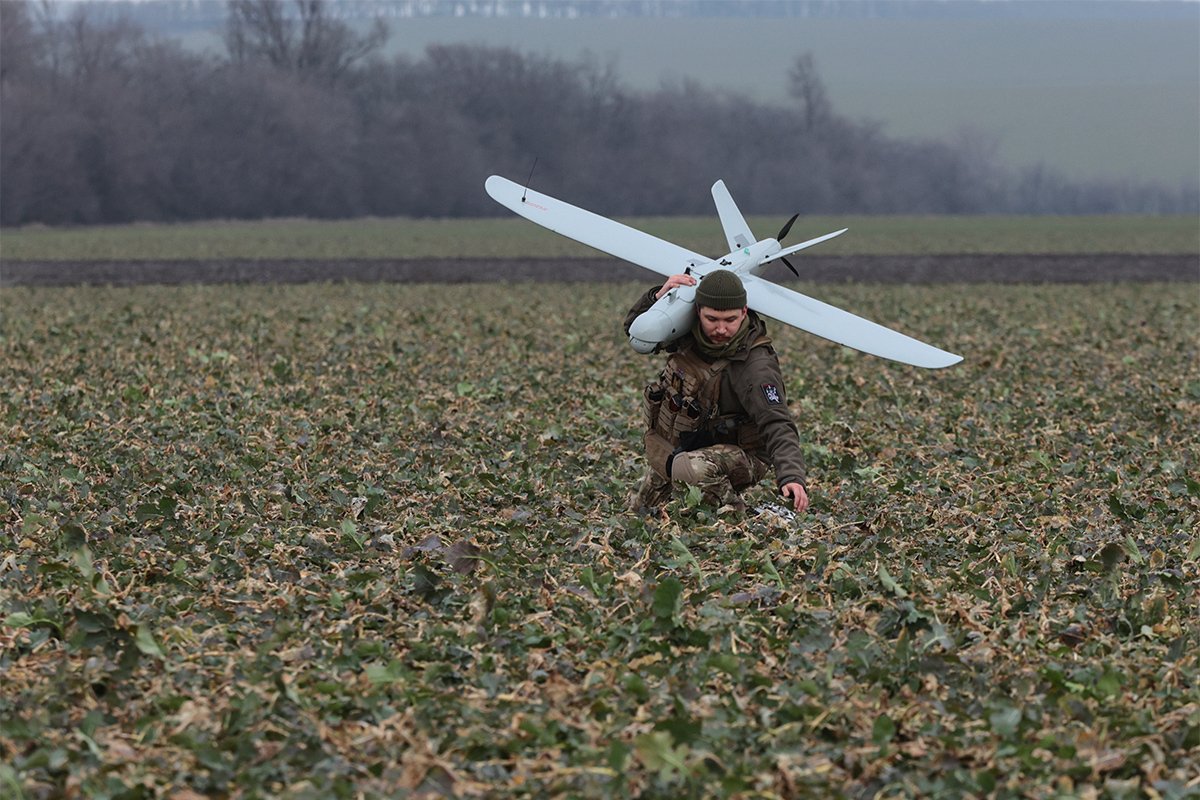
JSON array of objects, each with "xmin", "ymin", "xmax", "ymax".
[
  {"xmin": 656, "ymin": 273, "xmax": 698, "ymax": 299},
  {"xmin": 781, "ymin": 482, "xmax": 809, "ymax": 513}
]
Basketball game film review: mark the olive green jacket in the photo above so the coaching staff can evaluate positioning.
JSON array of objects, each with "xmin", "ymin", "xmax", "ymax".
[{"xmin": 625, "ymin": 287, "xmax": 808, "ymax": 488}]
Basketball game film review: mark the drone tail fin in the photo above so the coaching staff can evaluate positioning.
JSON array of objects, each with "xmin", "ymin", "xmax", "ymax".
[{"xmin": 711, "ymin": 180, "xmax": 755, "ymax": 252}]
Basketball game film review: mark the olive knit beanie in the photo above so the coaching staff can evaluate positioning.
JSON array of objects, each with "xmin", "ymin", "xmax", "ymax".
[{"xmin": 695, "ymin": 270, "xmax": 746, "ymax": 310}]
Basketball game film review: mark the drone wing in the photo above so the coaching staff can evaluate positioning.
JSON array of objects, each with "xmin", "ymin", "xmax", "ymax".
[
  {"xmin": 485, "ymin": 175, "xmax": 707, "ymax": 277},
  {"xmin": 742, "ymin": 274, "xmax": 963, "ymax": 369},
  {"xmin": 486, "ymin": 174, "xmax": 961, "ymax": 368}
]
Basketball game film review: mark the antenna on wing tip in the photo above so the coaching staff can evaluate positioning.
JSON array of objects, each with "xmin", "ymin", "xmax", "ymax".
[{"xmin": 521, "ymin": 158, "xmax": 538, "ymax": 202}]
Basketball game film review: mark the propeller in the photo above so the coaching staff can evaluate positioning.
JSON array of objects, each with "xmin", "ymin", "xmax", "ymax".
[{"xmin": 775, "ymin": 213, "xmax": 801, "ymax": 278}]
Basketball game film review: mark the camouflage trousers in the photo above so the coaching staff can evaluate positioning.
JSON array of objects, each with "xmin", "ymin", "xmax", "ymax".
[{"xmin": 630, "ymin": 444, "xmax": 768, "ymax": 512}]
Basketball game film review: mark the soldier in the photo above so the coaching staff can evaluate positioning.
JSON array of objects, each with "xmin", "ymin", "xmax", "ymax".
[{"xmin": 625, "ymin": 269, "xmax": 810, "ymax": 515}]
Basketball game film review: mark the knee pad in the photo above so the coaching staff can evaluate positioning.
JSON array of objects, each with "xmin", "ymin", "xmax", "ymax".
[{"xmin": 669, "ymin": 451, "xmax": 716, "ymax": 485}]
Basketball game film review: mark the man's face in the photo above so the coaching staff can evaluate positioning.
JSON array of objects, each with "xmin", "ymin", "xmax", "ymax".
[{"xmin": 698, "ymin": 306, "xmax": 748, "ymax": 344}]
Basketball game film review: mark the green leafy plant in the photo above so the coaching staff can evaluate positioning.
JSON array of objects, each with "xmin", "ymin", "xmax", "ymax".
[{"xmin": 1, "ymin": 280, "xmax": 1196, "ymax": 797}]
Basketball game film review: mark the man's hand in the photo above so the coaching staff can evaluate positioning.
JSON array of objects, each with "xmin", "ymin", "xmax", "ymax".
[
  {"xmin": 656, "ymin": 273, "xmax": 697, "ymax": 299},
  {"xmin": 781, "ymin": 483, "xmax": 809, "ymax": 513}
]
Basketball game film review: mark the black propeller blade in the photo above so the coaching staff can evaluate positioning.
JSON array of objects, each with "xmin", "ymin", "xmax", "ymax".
[
  {"xmin": 776, "ymin": 213, "xmax": 800, "ymax": 243},
  {"xmin": 777, "ymin": 213, "xmax": 801, "ymax": 277}
]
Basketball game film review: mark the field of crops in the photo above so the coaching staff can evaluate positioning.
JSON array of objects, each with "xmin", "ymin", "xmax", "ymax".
[
  {"xmin": 3, "ymin": 214, "xmax": 1198, "ymax": 261},
  {"xmin": 2, "ymin": 275, "xmax": 1197, "ymax": 797}
]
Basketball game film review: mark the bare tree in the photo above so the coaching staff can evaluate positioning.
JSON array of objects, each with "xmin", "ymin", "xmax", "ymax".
[
  {"xmin": 0, "ymin": 1, "xmax": 37, "ymax": 84},
  {"xmin": 225, "ymin": 0, "xmax": 387, "ymax": 83},
  {"xmin": 2, "ymin": 7, "xmax": 1193, "ymax": 226},
  {"xmin": 788, "ymin": 53, "xmax": 831, "ymax": 134}
]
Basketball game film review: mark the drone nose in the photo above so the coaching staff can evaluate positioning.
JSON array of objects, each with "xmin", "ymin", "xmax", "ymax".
[
  {"xmin": 629, "ymin": 337, "xmax": 657, "ymax": 354},
  {"xmin": 629, "ymin": 307, "xmax": 681, "ymax": 343}
]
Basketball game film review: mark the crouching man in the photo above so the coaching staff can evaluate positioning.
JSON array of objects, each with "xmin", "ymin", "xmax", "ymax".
[{"xmin": 624, "ymin": 269, "xmax": 810, "ymax": 515}]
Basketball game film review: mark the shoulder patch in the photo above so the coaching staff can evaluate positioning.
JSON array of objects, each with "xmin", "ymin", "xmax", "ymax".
[{"xmin": 760, "ymin": 383, "xmax": 783, "ymax": 405}]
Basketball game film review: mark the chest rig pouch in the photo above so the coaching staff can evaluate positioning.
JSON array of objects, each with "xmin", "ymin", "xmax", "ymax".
[{"xmin": 641, "ymin": 337, "xmax": 770, "ymax": 479}]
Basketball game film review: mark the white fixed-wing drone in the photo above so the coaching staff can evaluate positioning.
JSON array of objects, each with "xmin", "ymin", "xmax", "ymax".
[{"xmin": 485, "ymin": 175, "xmax": 962, "ymax": 369}]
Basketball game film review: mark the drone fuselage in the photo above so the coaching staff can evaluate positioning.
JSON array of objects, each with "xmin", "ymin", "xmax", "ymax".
[{"xmin": 627, "ymin": 239, "xmax": 782, "ymax": 352}]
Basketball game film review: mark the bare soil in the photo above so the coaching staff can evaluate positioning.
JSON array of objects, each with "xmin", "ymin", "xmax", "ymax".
[{"xmin": 2, "ymin": 255, "xmax": 1196, "ymax": 287}]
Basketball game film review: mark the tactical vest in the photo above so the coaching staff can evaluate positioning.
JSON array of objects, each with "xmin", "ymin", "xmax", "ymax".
[{"xmin": 642, "ymin": 336, "xmax": 771, "ymax": 459}]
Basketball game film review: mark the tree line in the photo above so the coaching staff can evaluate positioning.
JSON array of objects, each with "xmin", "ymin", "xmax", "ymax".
[{"xmin": 1, "ymin": 0, "xmax": 1194, "ymax": 227}]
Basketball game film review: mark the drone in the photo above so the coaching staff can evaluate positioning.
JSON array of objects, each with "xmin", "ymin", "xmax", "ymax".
[{"xmin": 486, "ymin": 175, "xmax": 962, "ymax": 369}]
